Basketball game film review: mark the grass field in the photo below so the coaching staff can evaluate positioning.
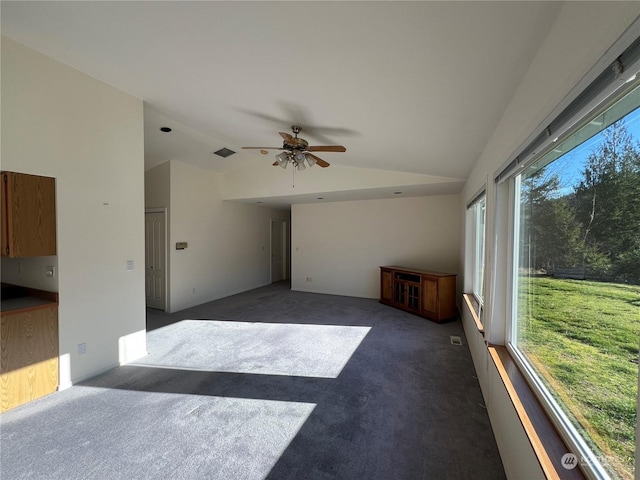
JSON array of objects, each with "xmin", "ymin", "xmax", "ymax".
[{"xmin": 517, "ymin": 277, "xmax": 640, "ymax": 479}]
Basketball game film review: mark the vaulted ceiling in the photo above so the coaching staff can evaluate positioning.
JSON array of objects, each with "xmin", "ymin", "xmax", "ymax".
[{"xmin": 2, "ymin": 1, "xmax": 563, "ymax": 205}]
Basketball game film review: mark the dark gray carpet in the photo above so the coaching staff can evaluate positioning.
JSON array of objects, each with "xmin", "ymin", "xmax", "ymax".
[{"xmin": 0, "ymin": 283, "xmax": 506, "ymax": 480}]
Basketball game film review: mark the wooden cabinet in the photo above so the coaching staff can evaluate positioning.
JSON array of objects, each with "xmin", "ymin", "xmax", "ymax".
[
  {"xmin": 393, "ymin": 272, "xmax": 421, "ymax": 313},
  {"xmin": 1, "ymin": 171, "xmax": 56, "ymax": 258},
  {"xmin": 1, "ymin": 299, "xmax": 59, "ymax": 412},
  {"xmin": 380, "ymin": 266, "xmax": 457, "ymax": 323},
  {"xmin": 380, "ymin": 268, "xmax": 393, "ymax": 303}
]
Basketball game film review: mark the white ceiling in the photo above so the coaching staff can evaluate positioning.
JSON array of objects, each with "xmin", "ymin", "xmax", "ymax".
[{"xmin": 1, "ymin": 1, "xmax": 563, "ymax": 205}]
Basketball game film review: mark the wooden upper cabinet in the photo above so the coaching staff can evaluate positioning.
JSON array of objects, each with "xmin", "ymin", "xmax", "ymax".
[{"xmin": 1, "ymin": 172, "xmax": 57, "ymax": 258}]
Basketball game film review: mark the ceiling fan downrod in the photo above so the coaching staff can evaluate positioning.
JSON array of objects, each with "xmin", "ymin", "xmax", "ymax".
[{"xmin": 285, "ymin": 126, "xmax": 308, "ymax": 151}]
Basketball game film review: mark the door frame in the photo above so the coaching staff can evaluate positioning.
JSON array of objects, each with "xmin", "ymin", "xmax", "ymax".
[
  {"xmin": 145, "ymin": 208, "xmax": 168, "ymax": 311},
  {"xmin": 270, "ymin": 218, "xmax": 290, "ymax": 282}
]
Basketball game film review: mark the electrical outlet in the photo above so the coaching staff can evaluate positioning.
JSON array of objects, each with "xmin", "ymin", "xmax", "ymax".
[
  {"xmin": 78, "ymin": 343, "xmax": 87, "ymax": 355},
  {"xmin": 126, "ymin": 260, "xmax": 134, "ymax": 271}
]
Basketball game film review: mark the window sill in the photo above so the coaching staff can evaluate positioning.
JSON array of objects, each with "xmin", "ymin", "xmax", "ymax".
[
  {"xmin": 488, "ymin": 345, "xmax": 586, "ymax": 480},
  {"xmin": 463, "ymin": 293, "xmax": 484, "ymax": 334}
]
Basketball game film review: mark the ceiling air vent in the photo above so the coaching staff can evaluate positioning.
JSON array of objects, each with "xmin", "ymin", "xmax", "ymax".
[{"xmin": 214, "ymin": 148, "xmax": 236, "ymax": 158}]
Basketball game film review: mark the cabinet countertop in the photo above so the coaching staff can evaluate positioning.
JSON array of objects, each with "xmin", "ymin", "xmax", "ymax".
[
  {"xmin": 1, "ymin": 296, "xmax": 56, "ymax": 313},
  {"xmin": 0, "ymin": 284, "xmax": 58, "ymax": 314}
]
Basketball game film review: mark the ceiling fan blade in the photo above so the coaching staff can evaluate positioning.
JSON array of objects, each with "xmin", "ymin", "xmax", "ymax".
[
  {"xmin": 279, "ymin": 132, "xmax": 295, "ymax": 143},
  {"xmin": 272, "ymin": 161, "xmax": 279, "ymax": 166},
  {"xmin": 307, "ymin": 145, "xmax": 346, "ymax": 152},
  {"xmin": 241, "ymin": 146, "xmax": 283, "ymax": 150},
  {"xmin": 307, "ymin": 153, "xmax": 330, "ymax": 168}
]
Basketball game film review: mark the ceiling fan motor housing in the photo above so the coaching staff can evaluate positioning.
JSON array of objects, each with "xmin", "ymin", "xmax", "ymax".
[{"xmin": 284, "ymin": 137, "xmax": 309, "ymax": 151}]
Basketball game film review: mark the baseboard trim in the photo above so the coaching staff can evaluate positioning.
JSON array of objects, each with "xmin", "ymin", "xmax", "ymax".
[
  {"xmin": 65, "ymin": 362, "xmax": 121, "ymax": 389},
  {"xmin": 291, "ymin": 287, "xmax": 376, "ymax": 299}
]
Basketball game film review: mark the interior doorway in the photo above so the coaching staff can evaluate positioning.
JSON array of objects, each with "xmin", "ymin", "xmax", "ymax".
[
  {"xmin": 270, "ymin": 218, "xmax": 290, "ymax": 283},
  {"xmin": 145, "ymin": 209, "xmax": 167, "ymax": 310}
]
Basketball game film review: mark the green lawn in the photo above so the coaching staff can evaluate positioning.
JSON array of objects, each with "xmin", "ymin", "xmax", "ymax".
[{"xmin": 517, "ymin": 277, "xmax": 640, "ymax": 479}]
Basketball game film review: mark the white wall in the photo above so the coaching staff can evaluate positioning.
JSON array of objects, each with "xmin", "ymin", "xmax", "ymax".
[
  {"xmin": 147, "ymin": 160, "xmax": 290, "ymax": 312},
  {"xmin": 1, "ymin": 255, "xmax": 58, "ymax": 292},
  {"xmin": 291, "ymin": 195, "xmax": 461, "ymax": 298},
  {"xmin": 459, "ymin": 3, "xmax": 640, "ymax": 478},
  {"xmin": 144, "ymin": 161, "xmax": 170, "ymax": 210},
  {"xmin": 223, "ymin": 162, "xmax": 465, "ymax": 202},
  {"xmin": 1, "ymin": 37, "xmax": 147, "ymax": 386}
]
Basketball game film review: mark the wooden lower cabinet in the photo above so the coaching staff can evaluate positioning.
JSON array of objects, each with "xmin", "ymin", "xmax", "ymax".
[
  {"xmin": 422, "ymin": 277, "xmax": 439, "ymax": 314},
  {"xmin": 1, "ymin": 304, "xmax": 59, "ymax": 412},
  {"xmin": 381, "ymin": 269, "xmax": 393, "ymax": 303},
  {"xmin": 380, "ymin": 266, "xmax": 457, "ymax": 322}
]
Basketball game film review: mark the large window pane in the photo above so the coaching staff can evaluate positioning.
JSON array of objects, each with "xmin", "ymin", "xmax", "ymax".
[{"xmin": 513, "ymin": 85, "xmax": 640, "ymax": 479}]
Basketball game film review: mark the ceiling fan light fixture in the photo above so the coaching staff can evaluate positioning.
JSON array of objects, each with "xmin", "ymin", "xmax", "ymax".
[
  {"xmin": 297, "ymin": 161, "xmax": 306, "ymax": 171},
  {"xmin": 306, "ymin": 155, "xmax": 316, "ymax": 167},
  {"xmin": 275, "ymin": 152, "xmax": 289, "ymax": 169}
]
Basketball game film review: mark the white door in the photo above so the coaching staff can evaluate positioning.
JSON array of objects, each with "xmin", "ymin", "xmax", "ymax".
[
  {"xmin": 271, "ymin": 219, "xmax": 288, "ymax": 282},
  {"xmin": 145, "ymin": 211, "xmax": 166, "ymax": 310}
]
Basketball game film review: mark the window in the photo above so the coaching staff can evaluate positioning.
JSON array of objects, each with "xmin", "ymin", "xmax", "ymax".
[
  {"xmin": 465, "ymin": 193, "xmax": 487, "ymax": 330},
  {"xmin": 510, "ymin": 84, "xmax": 640, "ymax": 479},
  {"xmin": 471, "ymin": 195, "xmax": 486, "ymax": 303}
]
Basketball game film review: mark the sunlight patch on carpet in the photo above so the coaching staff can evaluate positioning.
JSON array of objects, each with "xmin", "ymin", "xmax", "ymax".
[
  {"xmin": 168, "ymin": 395, "xmax": 316, "ymax": 480},
  {"xmin": 1, "ymin": 385, "xmax": 315, "ymax": 480},
  {"xmin": 137, "ymin": 320, "xmax": 371, "ymax": 378}
]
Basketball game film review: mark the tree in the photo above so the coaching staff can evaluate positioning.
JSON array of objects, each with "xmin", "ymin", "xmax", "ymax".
[
  {"xmin": 519, "ymin": 118, "xmax": 640, "ymax": 283},
  {"xmin": 573, "ymin": 120, "xmax": 640, "ymax": 283},
  {"xmin": 520, "ymin": 169, "xmax": 584, "ymax": 273}
]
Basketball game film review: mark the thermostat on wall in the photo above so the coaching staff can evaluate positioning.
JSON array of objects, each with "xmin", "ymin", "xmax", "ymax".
[{"xmin": 176, "ymin": 242, "xmax": 188, "ymax": 250}]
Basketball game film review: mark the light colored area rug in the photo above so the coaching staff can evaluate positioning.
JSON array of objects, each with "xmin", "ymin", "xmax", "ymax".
[{"xmin": 135, "ymin": 320, "xmax": 372, "ymax": 378}]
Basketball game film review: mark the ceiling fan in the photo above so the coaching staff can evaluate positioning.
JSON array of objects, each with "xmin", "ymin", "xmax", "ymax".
[{"xmin": 242, "ymin": 125, "xmax": 346, "ymax": 170}]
